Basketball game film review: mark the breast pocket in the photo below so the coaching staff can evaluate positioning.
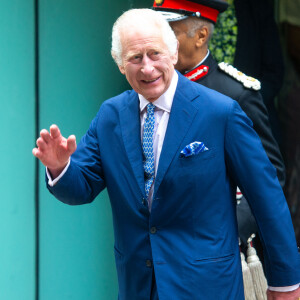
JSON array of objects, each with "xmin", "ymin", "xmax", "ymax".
[{"xmin": 179, "ymin": 148, "xmax": 218, "ymax": 175}]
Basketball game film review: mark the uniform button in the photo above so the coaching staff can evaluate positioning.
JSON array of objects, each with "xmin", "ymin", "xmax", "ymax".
[
  {"xmin": 146, "ymin": 259, "xmax": 152, "ymax": 267},
  {"xmin": 150, "ymin": 227, "xmax": 157, "ymax": 234}
]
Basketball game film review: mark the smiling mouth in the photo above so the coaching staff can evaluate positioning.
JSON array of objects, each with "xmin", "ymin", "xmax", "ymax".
[{"xmin": 142, "ymin": 76, "xmax": 160, "ymax": 83}]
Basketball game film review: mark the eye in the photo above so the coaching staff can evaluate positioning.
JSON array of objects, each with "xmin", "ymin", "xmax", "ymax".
[
  {"xmin": 129, "ymin": 55, "xmax": 142, "ymax": 64},
  {"xmin": 150, "ymin": 51, "xmax": 160, "ymax": 60}
]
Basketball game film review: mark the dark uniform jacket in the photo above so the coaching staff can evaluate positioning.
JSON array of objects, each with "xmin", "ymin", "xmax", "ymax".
[
  {"xmin": 234, "ymin": 0, "xmax": 284, "ymax": 107},
  {"xmin": 190, "ymin": 53, "xmax": 286, "ymax": 243},
  {"xmin": 234, "ymin": 0, "xmax": 285, "ymax": 144}
]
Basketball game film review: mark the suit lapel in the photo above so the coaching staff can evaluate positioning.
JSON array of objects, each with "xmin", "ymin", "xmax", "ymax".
[
  {"xmin": 119, "ymin": 75, "xmax": 201, "ymax": 200},
  {"xmin": 154, "ymin": 74, "xmax": 200, "ymax": 196},
  {"xmin": 119, "ymin": 92, "xmax": 146, "ymax": 198}
]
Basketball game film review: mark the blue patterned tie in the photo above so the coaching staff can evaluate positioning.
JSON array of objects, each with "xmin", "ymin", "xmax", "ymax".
[{"xmin": 142, "ymin": 103, "xmax": 155, "ymax": 198}]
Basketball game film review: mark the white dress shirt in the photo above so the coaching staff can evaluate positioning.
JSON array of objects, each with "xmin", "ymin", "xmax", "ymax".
[{"xmin": 139, "ymin": 71, "xmax": 178, "ymax": 209}]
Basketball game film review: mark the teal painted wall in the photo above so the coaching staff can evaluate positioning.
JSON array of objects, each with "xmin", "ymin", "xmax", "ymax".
[
  {"xmin": 38, "ymin": 1, "xmax": 128, "ymax": 298},
  {"xmin": 0, "ymin": 1, "xmax": 35, "ymax": 299},
  {"xmin": 0, "ymin": 0, "xmax": 151, "ymax": 299},
  {"xmin": 38, "ymin": 1, "xmax": 151, "ymax": 300}
]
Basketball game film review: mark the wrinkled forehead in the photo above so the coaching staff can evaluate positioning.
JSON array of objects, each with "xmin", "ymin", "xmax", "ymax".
[
  {"xmin": 119, "ymin": 18, "xmax": 161, "ymax": 40},
  {"xmin": 120, "ymin": 23, "xmax": 167, "ymax": 52}
]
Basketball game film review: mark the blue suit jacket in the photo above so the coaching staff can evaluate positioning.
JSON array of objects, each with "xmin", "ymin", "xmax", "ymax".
[{"xmin": 48, "ymin": 73, "xmax": 300, "ymax": 300}]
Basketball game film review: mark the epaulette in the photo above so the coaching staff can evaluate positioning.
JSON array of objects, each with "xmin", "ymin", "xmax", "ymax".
[{"xmin": 218, "ymin": 62, "xmax": 261, "ymax": 91}]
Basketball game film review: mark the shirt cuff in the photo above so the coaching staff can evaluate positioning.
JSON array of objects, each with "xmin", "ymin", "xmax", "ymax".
[
  {"xmin": 46, "ymin": 159, "xmax": 71, "ymax": 187},
  {"xmin": 268, "ymin": 284, "xmax": 300, "ymax": 292}
]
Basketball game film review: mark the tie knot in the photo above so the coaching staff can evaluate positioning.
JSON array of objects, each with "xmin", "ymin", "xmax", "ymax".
[{"xmin": 147, "ymin": 103, "xmax": 155, "ymax": 114}]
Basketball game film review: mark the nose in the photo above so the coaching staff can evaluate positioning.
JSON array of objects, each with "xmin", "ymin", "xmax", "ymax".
[{"xmin": 141, "ymin": 55, "xmax": 154, "ymax": 75}]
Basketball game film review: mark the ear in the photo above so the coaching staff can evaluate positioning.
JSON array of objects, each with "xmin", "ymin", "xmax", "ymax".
[
  {"xmin": 118, "ymin": 64, "xmax": 125, "ymax": 75},
  {"xmin": 195, "ymin": 26, "xmax": 209, "ymax": 48},
  {"xmin": 171, "ymin": 40, "xmax": 179, "ymax": 65}
]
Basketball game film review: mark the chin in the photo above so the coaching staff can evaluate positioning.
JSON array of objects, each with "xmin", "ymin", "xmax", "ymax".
[
  {"xmin": 143, "ymin": 89, "xmax": 163, "ymax": 101},
  {"xmin": 145, "ymin": 95, "xmax": 159, "ymax": 102}
]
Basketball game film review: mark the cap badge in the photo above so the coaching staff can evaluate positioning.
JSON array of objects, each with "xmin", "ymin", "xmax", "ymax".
[{"xmin": 155, "ymin": 0, "xmax": 164, "ymax": 6}]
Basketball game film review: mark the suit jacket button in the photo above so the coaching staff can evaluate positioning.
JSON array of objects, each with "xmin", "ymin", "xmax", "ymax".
[
  {"xmin": 146, "ymin": 260, "xmax": 152, "ymax": 267},
  {"xmin": 142, "ymin": 198, "xmax": 146, "ymax": 206},
  {"xmin": 150, "ymin": 227, "xmax": 157, "ymax": 234}
]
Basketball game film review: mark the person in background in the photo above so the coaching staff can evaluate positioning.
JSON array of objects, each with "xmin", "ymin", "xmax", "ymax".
[
  {"xmin": 152, "ymin": 0, "xmax": 285, "ymax": 261},
  {"xmin": 278, "ymin": 0, "xmax": 300, "ymax": 243},
  {"xmin": 209, "ymin": 0, "xmax": 285, "ymax": 146},
  {"xmin": 33, "ymin": 7, "xmax": 300, "ymax": 300}
]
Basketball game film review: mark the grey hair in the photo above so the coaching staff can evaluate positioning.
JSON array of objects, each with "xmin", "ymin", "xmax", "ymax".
[
  {"xmin": 182, "ymin": 17, "xmax": 215, "ymax": 43},
  {"xmin": 111, "ymin": 9, "xmax": 178, "ymax": 66}
]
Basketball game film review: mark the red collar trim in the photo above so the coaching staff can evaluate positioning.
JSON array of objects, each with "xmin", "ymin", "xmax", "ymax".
[{"xmin": 184, "ymin": 65, "xmax": 209, "ymax": 81}]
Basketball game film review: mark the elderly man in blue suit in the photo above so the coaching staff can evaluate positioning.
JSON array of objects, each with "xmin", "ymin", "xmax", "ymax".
[{"xmin": 33, "ymin": 8, "xmax": 300, "ymax": 300}]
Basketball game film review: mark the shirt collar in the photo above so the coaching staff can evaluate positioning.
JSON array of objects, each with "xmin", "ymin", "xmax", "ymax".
[{"xmin": 139, "ymin": 71, "xmax": 178, "ymax": 113}]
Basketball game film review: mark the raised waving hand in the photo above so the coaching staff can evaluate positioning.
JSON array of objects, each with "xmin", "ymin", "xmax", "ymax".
[{"xmin": 32, "ymin": 124, "xmax": 76, "ymax": 178}]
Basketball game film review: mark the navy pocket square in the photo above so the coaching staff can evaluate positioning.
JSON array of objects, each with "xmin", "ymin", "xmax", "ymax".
[{"xmin": 180, "ymin": 141, "xmax": 209, "ymax": 157}]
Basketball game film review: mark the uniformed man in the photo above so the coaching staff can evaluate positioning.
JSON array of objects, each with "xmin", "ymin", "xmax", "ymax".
[{"xmin": 152, "ymin": 0, "xmax": 286, "ymax": 247}]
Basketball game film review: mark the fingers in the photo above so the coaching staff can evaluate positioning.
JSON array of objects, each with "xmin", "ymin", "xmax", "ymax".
[
  {"xmin": 39, "ymin": 125, "xmax": 61, "ymax": 145},
  {"xmin": 32, "ymin": 147, "xmax": 39, "ymax": 158},
  {"xmin": 50, "ymin": 124, "xmax": 61, "ymax": 139},
  {"xmin": 40, "ymin": 129, "xmax": 51, "ymax": 143},
  {"xmin": 35, "ymin": 126, "xmax": 59, "ymax": 150},
  {"xmin": 32, "ymin": 147, "xmax": 44, "ymax": 162},
  {"xmin": 40, "ymin": 125, "xmax": 61, "ymax": 143},
  {"xmin": 67, "ymin": 135, "xmax": 77, "ymax": 154},
  {"xmin": 32, "ymin": 125, "xmax": 58, "ymax": 161},
  {"xmin": 36, "ymin": 137, "xmax": 47, "ymax": 151},
  {"xmin": 32, "ymin": 125, "xmax": 77, "ymax": 164},
  {"xmin": 32, "ymin": 129, "xmax": 51, "ymax": 160}
]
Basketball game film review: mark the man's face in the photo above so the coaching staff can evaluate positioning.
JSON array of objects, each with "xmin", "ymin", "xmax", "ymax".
[
  {"xmin": 170, "ymin": 20, "xmax": 199, "ymax": 73},
  {"xmin": 119, "ymin": 25, "xmax": 178, "ymax": 102}
]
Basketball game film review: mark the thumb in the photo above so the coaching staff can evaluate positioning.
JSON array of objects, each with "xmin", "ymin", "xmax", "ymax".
[{"xmin": 66, "ymin": 135, "xmax": 77, "ymax": 155}]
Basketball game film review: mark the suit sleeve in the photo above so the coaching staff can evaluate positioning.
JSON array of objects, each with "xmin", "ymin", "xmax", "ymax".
[
  {"xmin": 237, "ymin": 89, "xmax": 285, "ymax": 187},
  {"xmin": 224, "ymin": 101, "xmax": 300, "ymax": 287},
  {"xmin": 46, "ymin": 112, "xmax": 106, "ymax": 205}
]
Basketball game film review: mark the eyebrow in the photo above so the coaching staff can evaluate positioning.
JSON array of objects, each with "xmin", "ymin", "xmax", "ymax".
[
  {"xmin": 124, "ymin": 52, "xmax": 140, "ymax": 62},
  {"xmin": 126, "ymin": 47, "xmax": 163, "ymax": 58}
]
